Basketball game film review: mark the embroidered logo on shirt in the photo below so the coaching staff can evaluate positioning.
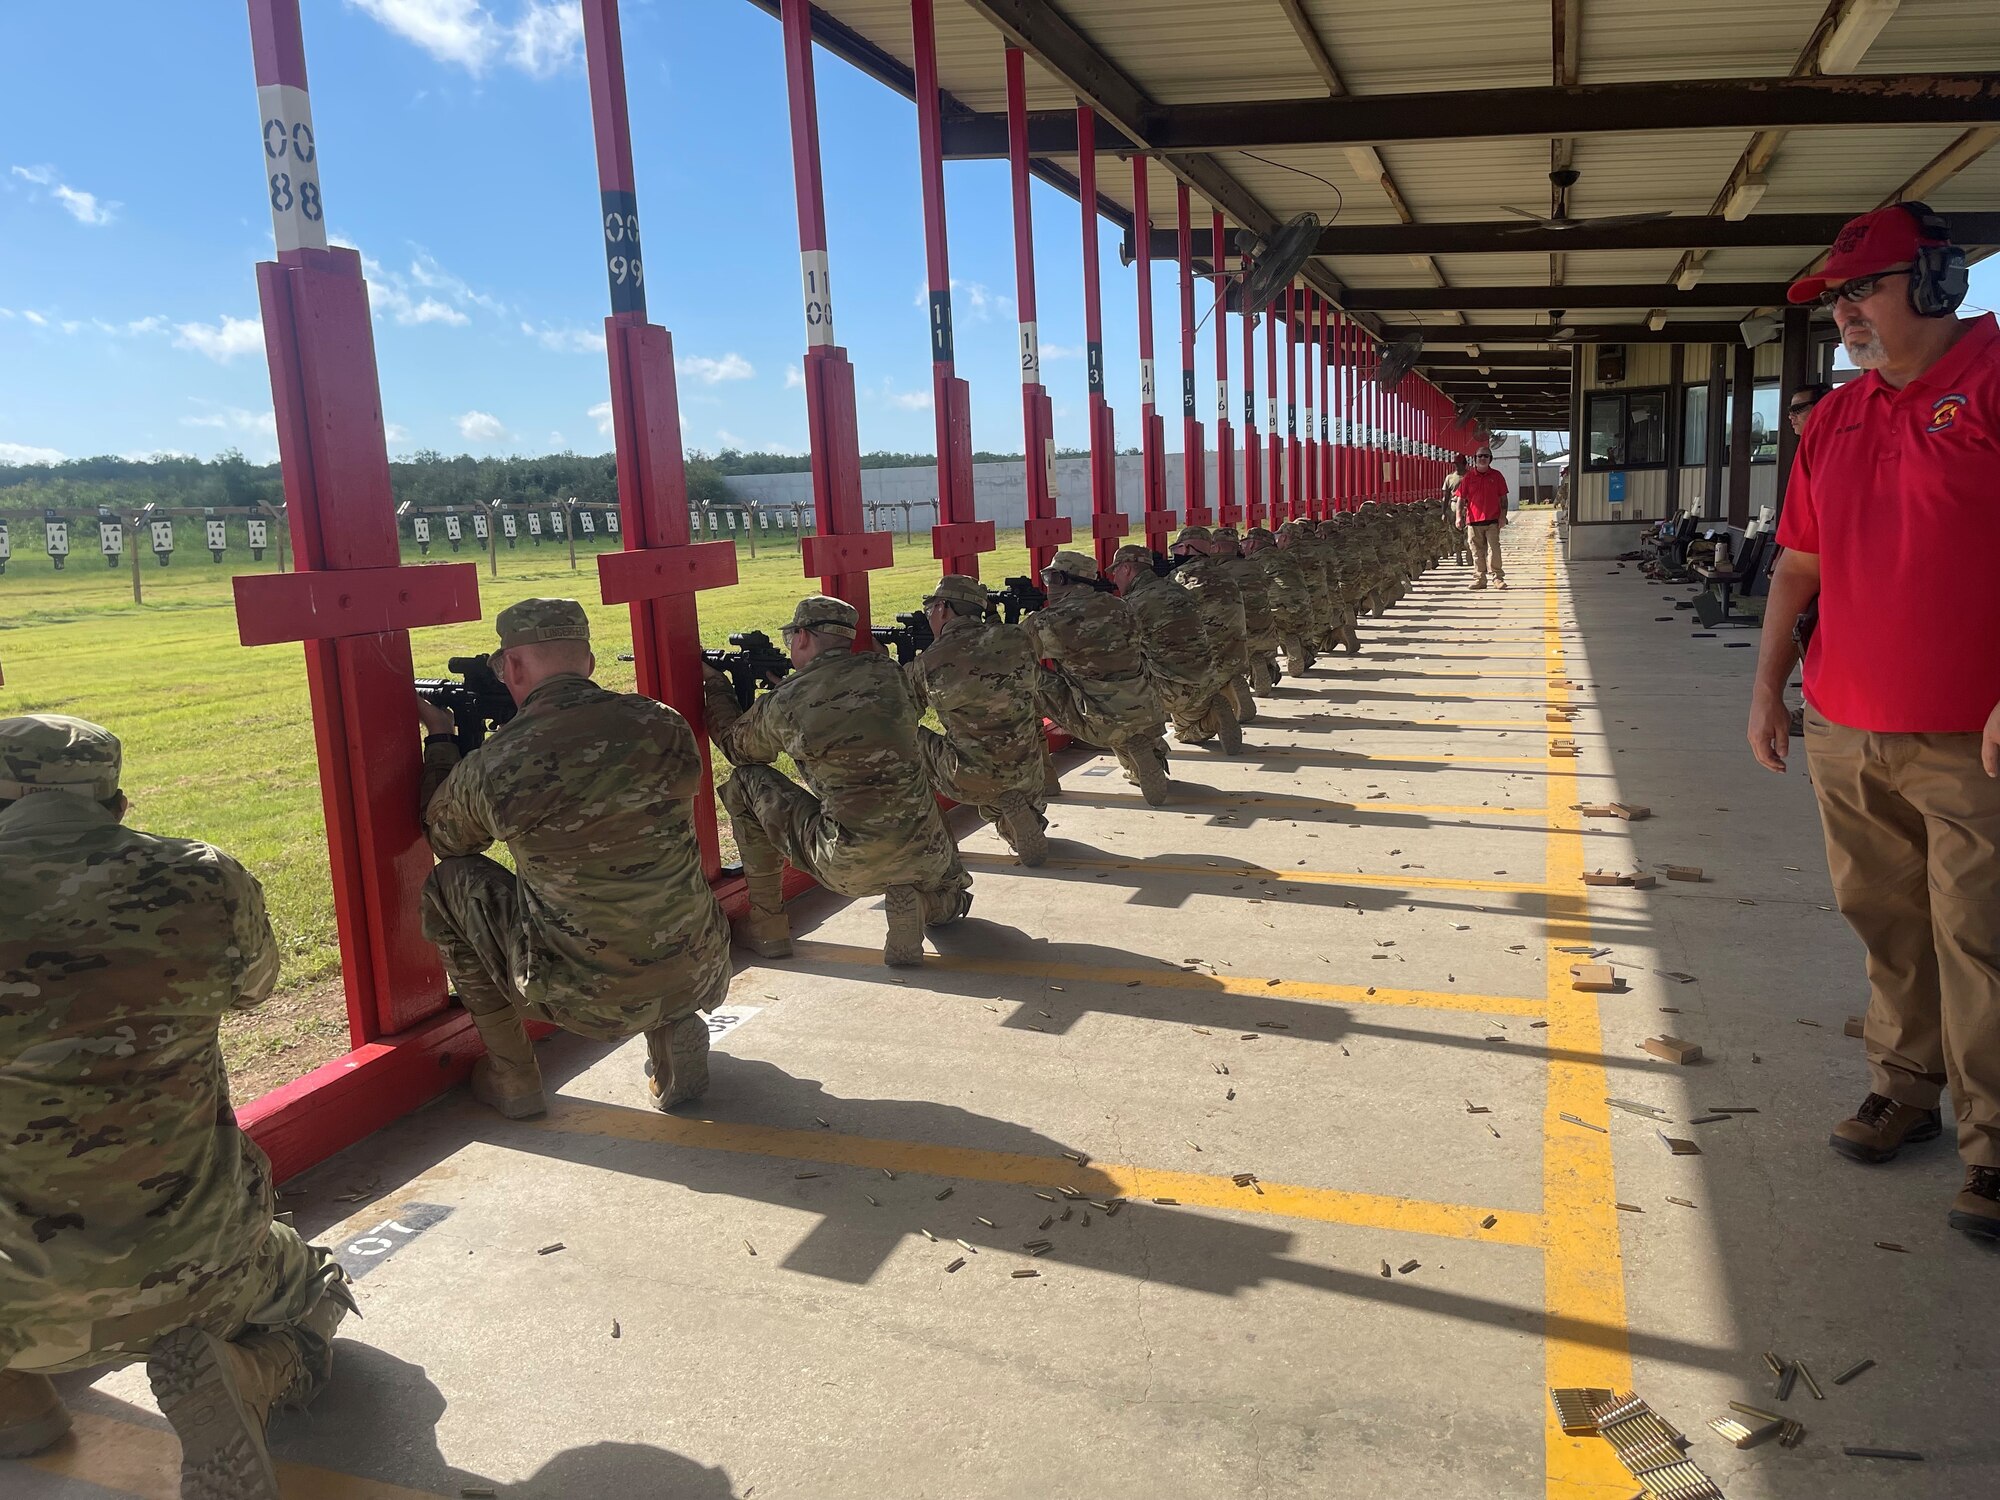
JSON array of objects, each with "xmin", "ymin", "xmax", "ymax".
[{"xmin": 1927, "ymin": 393, "xmax": 1968, "ymax": 434}]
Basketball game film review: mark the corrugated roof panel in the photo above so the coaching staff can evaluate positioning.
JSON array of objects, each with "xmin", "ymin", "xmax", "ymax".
[
  {"xmin": 1057, "ymin": 0, "xmax": 1326, "ymax": 103},
  {"xmin": 1294, "ymin": 0, "xmax": 1548, "ymax": 94},
  {"xmin": 1564, "ymin": 130, "xmax": 1758, "ymax": 215},
  {"xmin": 1577, "ymin": 0, "xmax": 1825, "ymax": 83},
  {"xmin": 1757, "ymin": 127, "xmax": 1969, "ymax": 212},
  {"xmin": 1931, "ymin": 149, "xmax": 2000, "ymax": 221},
  {"xmin": 1861, "ymin": 0, "xmax": 2000, "ymax": 73}
]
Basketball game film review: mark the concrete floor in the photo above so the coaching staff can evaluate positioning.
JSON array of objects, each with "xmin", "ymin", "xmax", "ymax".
[{"xmin": 17, "ymin": 515, "xmax": 1996, "ymax": 1499}]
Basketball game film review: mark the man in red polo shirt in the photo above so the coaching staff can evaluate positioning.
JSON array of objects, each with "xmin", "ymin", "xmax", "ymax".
[
  {"xmin": 1457, "ymin": 446, "xmax": 1510, "ymax": 589},
  {"xmin": 1746, "ymin": 203, "xmax": 2000, "ymax": 1241}
]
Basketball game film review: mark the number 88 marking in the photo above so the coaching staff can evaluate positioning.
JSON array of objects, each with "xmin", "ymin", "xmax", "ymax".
[
  {"xmin": 609, "ymin": 255, "xmax": 643, "ymax": 286},
  {"xmin": 269, "ymin": 173, "xmax": 323, "ymax": 222}
]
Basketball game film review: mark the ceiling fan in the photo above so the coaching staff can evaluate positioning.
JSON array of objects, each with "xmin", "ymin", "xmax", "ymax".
[{"xmin": 1498, "ymin": 167, "xmax": 1672, "ymax": 234}]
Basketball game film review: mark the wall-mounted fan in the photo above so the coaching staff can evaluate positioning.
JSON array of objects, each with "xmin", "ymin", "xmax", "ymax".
[
  {"xmin": 1374, "ymin": 332, "xmax": 1424, "ymax": 391},
  {"xmin": 1225, "ymin": 213, "xmax": 1322, "ymax": 315}
]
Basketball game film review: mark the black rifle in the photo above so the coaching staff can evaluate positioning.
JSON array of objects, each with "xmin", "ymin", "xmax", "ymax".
[
  {"xmin": 415, "ymin": 654, "xmax": 516, "ymax": 754},
  {"xmin": 702, "ymin": 629, "xmax": 793, "ymax": 710},
  {"xmin": 984, "ymin": 575, "xmax": 1048, "ymax": 624},
  {"xmin": 870, "ymin": 609, "xmax": 935, "ymax": 664}
]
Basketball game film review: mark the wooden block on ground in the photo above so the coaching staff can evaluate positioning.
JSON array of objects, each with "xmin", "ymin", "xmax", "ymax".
[
  {"xmin": 1844, "ymin": 1016, "xmax": 1865, "ymax": 1039},
  {"xmin": 1582, "ymin": 870, "xmax": 1632, "ymax": 887},
  {"xmin": 1631, "ymin": 874, "xmax": 1658, "ymax": 890},
  {"xmin": 1610, "ymin": 803, "xmax": 1652, "ymax": 821},
  {"xmin": 1570, "ymin": 963, "xmax": 1619, "ymax": 992},
  {"xmin": 1643, "ymin": 1034, "xmax": 1703, "ymax": 1065},
  {"xmin": 1664, "ymin": 865, "xmax": 1703, "ymax": 882},
  {"xmin": 1577, "ymin": 803, "xmax": 1619, "ymax": 817}
]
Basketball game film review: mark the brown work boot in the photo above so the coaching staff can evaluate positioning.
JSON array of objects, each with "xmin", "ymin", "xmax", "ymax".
[
  {"xmin": 466, "ymin": 1006, "xmax": 547, "ymax": 1120},
  {"xmin": 883, "ymin": 886, "xmax": 925, "ymax": 967},
  {"xmin": 0, "ymin": 1371, "xmax": 71, "ymax": 1459},
  {"xmin": 1829, "ymin": 1092, "xmax": 1944, "ymax": 1164},
  {"xmin": 646, "ymin": 1012, "xmax": 711, "ymax": 1111},
  {"xmin": 148, "ymin": 1327, "xmax": 288, "ymax": 1500},
  {"xmin": 1949, "ymin": 1166, "xmax": 2000, "ymax": 1241},
  {"xmin": 734, "ymin": 868, "xmax": 792, "ymax": 959},
  {"xmin": 994, "ymin": 793, "xmax": 1047, "ymax": 868},
  {"xmin": 1231, "ymin": 676, "xmax": 1258, "ymax": 725},
  {"xmin": 1341, "ymin": 617, "xmax": 1361, "ymax": 655},
  {"xmin": 1117, "ymin": 742, "xmax": 1170, "ymax": 807},
  {"xmin": 921, "ymin": 882, "xmax": 973, "ymax": 928},
  {"xmin": 1216, "ymin": 694, "xmax": 1244, "ymax": 757}
]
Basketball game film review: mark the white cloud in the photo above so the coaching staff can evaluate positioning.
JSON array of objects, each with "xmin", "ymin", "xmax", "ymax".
[
  {"xmin": 1042, "ymin": 343, "xmax": 1085, "ymax": 362},
  {"xmin": 509, "ymin": 1, "xmax": 583, "ymax": 77},
  {"xmin": 715, "ymin": 429, "xmax": 805, "ymax": 457},
  {"xmin": 457, "ymin": 409, "xmax": 508, "ymax": 443},
  {"xmin": 886, "ymin": 388, "xmax": 933, "ymax": 411},
  {"xmin": 783, "ymin": 363, "xmax": 804, "ymax": 390},
  {"xmin": 0, "ymin": 308, "xmax": 13, "ymax": 319},
  {"xmin": 523, "ymin": 320, "xmax": 604, "ymax": 353},
  {"xmin": 588, "ymin": 399, "xmax": 614, "ymax": 436},
  {"xmin": 407, "ymin": 250, "xmax": 505, "ymax": 315},
  {"xmin": 22, "ymin": 310, "xmax": 49, "ymax": 327},
  {"xmin": 913, "ymin": 278, "xmax": 1010, "ymax": 322},
  {"xmin": 181, "ymin": 405, "xmax": 278, "ymax": 443},
  {"xmin": 385, "ymin": 421, "xmax": 411, "ymax": 442},
  {"xmin": 0, "ymin": 440, "xmax": 66, "ymax": 465},
  {"xmin": 677, "ymin": 352, "xmax": 755, "ymax": 385},
  {"xmin": 353, "ymin": 246, "xmax": 497, "ymax": 327},
  {"xmin": 173, "ymin": 315, "xmax": 265, "ymax": 362},
  {"xmin": 11, "ymin": 164, "xmax": 117, "ymax": 226},
  {"xmin": 348, "ymin": 0, "xmax": 583, "ymax": 77}
]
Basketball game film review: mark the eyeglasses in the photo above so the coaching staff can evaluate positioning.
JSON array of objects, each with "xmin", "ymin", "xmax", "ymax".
[
  {"xmin": 1787, "ymin": 402, "xmax": 1817, "ymax": 416},
  {"xmin": 1814, "ymin": 268, "xmax": 1908, "ymax": 310},
  {"xmin": 1473, "ymin": 454, "xmax": 1492, "ymax": 462}
]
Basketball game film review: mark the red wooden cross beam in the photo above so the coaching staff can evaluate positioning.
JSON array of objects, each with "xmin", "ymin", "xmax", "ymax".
[
  {"xmin": 581, "ymin": 0, "xmax": 739, "ymax": 879},
  {"xmin": 234, "ymin": 0, "xmax": 477, "ymax": 1049},
  {"xmin": 1078, "ymin": 108, "xmax": 1128, "ymax": 571},
  {"xmin": 779, "ymin": 0, "xmax": 895, "ymax": 634}
]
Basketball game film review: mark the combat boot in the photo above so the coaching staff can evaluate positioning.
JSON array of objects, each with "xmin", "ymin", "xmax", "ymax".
[
  {"xmin": 148, "ymin": 1329, "xmax": 290, "ymax": 1500},
  {"xmin": 1230, "ymin": 677, "xmax": 1258, "ymax": 725},
  {"xmin": 734, "ymin": 867, "xmax": 793, "ymax": 960},
  {"xmin": 0, "ymin": 1371, "xmax": 71, "ymax": 1459},
  {"xmin": 1249, "ymin": 657, "xmax": 1277, "ymax": 694},
  {"xmin": 1829, "ymin": 1092, "xmax": 1943, "ymax": 1164},
  {"xmin": 1043, "ymin": 752, "xmax": 1063, "ymax": 798},
  {"xmin": 1216, "ymin": 693, "xmax": 1244, "ymax": 757},
  {"xmin": 921, "ymin": 883, "xmax": 973, "ymax": 927},
  {"xmin": 1341, "ymin": 616, "xmax": 1361, "ymax": 655},
  {"xmin": 466, "ymin": 1005, "xmax": 547, "ymax": 1121},
  {"xmin": 883, "ymin": 886, "xmax": 925, "ymax": 967},
  {"xmin": 646, "ymin": 1012, "xmax": 711, "ymax": 1111},
  {"xmin": 994, "ymin": 793, "xmax": 1048, "ymax": 868},
  {"xmin": 1116, "ymin": 742, "xmax": 1170, "ymax": 807}
]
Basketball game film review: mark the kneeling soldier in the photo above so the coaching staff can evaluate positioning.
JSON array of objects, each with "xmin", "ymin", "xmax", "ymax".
[
  {"xmin": 708, "ymin": 595, "xmax": 972, "ymax": 968},
  {"xmin": 1211, "ymin": 525, "xmax": 1282, "ymax": 694},
  {"xmin": 907, "ymin": 573, "xmax": 1051, "ymax": 866},
  {"xmin": 1245, "ymin": 524, "xmax": 1314, "ymax": 677},
  {"xmin": 1107, "ymin": 543, "xmax": 1242, "ymax": 756},
  {"xmin": 1170, "ymin": 526, "xmax": 1257, "ymax": 723},
  {"xmin": 1023, "ymin": 550, "xmax": 1173, "ymax": 806},
  {"xmin": 418, "ymin": 598, "xmax": 731, "ymax": 1118},
  {"xmin": 1, "ymin": 715, "xmax": 356, "ymax": 1500}
]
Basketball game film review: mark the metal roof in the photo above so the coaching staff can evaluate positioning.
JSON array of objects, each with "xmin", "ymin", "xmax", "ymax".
[{"xmin": 752, "ymin": 0, "xmax": 2000, "ymax": 419}]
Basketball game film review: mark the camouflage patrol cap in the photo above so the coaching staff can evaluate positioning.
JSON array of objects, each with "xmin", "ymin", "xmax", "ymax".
[
  {"xmin": 1244, "ymin": 525, "xmax": 1274, "ymax": 543},
  {"xmin": 1172, "ymin": 525, "xmax": 1211, "ymax": 547},
  {"xmin": 1212, "ymin": 524, "xmax": 1240, "ymax": 539},
  {"xmin": 0, "ymin": 714, "xmax": 122, "ymax": 801},
  {"xmin": 495, "ymin": 597, "xmax": 591, "ymax": 650},
  {"xmin": 923, "ymin": 574, "xmax": 988, "ymax": 613},
  {"xmin": 1042, "ymin": 549, "xmax": 1101, "ymax": 583},
  {"xmin": 1109, "ymin": 544, "xmax": 1154, "ymax": 572},
  {"xmin": 787, "ymin": 593, "xmax": 858, "ymax": 639}
]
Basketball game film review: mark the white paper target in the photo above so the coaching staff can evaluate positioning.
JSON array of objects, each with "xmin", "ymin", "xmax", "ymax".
[{"xmin": 100, "ymin": 521, "xmax": 123, "ymax": 555}]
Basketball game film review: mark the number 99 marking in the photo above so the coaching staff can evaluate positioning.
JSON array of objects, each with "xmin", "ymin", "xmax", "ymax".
[{"xmin": 609, "ymin": 255, "xmax": 643, "ymax": 286}]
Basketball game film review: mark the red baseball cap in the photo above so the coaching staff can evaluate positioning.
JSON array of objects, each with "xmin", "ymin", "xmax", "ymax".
[{"xmin": 1787, "ymin": 205, "xmax": 1944, "ymax": 305}]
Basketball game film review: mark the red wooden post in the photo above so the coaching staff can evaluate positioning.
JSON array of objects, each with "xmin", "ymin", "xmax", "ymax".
[
  {"xmin": 1133, "ymin": 159, "xmax": 1174, "ymax": 551},
  {"xmin": 1239, "ymin": 249, "xmax": 1260, "ymax": 529},
  {"xmin": 1310, "ymin": 293, "xmax": 1325, "ymax": 517},
  {"xmin": 235, "ymin": 0, "xmax": 475, "ymax": 1043},
  {"xmin": 1319, "ymin": 300, "xmax": 1334, "ymax": 515},
  {"xmin": 1175, "ymin": 184, "xmax": 1207, "ymax": 527},
  {"xmin": 1264, "ymin": 296, "xmax": 1281, "ymax": 519},
  {"xmin": 1211, "ymin": 212, "xmax": 1235, "ymax": 528},
  {"xmin": 1078, "ymin": 108, "xmax": 1127, "ymax": 571},
  {"xmin": 913, "ymin": 0, "xmax": 995, "ymax": 576},
  {"xmin": 1005, "ymin": 47, "xmax": 1070, "ymax": 573},
  {"xmin": 580, "ymin": 1, "xmax": 738, "ymax": 881},
  {"xmin": 1284, "ymin": 288, "xmax": 1302, "ymax": 519},
  {"xmin": 1330, "ymin": 309, "xmax": 1348, "ymax": 511},
  {"xmin": 779, "ymin": 0, "xmax": 893, "ymax": 634}
]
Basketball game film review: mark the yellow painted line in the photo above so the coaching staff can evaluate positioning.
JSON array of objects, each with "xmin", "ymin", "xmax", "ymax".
[
  {"xmin": 790, "ymin": 939, "xmax": 1547, "ymax": 1019},
  {"xmin": 1284, "ymin": 718, "xmax": 1572, "ymax": 733},
  {"xmin": 1080, "ymin": 789, "xmax": 1549, "ymax": 818},
  {"xmin": 30, "ymin": 1411, "xmax": 446, "ymax": 1499},
  {"xmin": 965, "ymin": 851, "xmax": 1554, "ymax": 897},
  {"xmin": 1534, "ymin": 542, "xmax": 1636, "ymax": 1497},
  {"xmin": 1256, "ymin": 746, "xmax": 1555, "ymax": 765},
  {"xmin": 528, "ymin": 1099, "xmax": 1544, "ymax": 1248}
]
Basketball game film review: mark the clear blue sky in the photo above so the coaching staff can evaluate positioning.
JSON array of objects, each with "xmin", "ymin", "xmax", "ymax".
[{"xmin": 2, "ymin": 2, "xmax": 1992, "ymax": 469}]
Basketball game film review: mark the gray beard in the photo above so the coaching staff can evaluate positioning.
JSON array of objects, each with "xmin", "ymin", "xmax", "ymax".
[{"xmin": 1844, "ymin": 331, "xmax": 1889, "ymax": 368}]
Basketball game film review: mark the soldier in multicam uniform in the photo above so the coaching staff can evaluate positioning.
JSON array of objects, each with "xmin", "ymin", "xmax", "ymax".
[
  {"xmin": 417, "ymin": 598, "xmax": 731, "ymax": 1119},
  {"xmin": 1244, "ymin": 524, "xmax": 1315, "ymax": 677},
  {"xmin": 1317, "ymin": 518, "xmax": 1365, "ymax": 654},
  {"xmin": 707, "ymin": 595, "xmax": 972, "ymax": 969},
  {"xmin": 1276, "ymin": 519, "xmax": 1334, "ymax": 660},
  {"xmin": 906, "ymin": 573, "xmax": 1051, "ymax": 867},
  {"xmin": 1, "ymin": 714, "xmax": 356, "ymax": 1500},
  {"xmin": 1169, "ymin": 526, "xmax": 1257, "ymax": 723},
  {"xmin": 1209, "ymin": 524, "xmax": 1282, "ymax": 694},
  {"xmin": 1106, "ymin": 543, "xmax": 1242, "ymax": 756},
  {"xmin": 1022, "ymin": 550, "xmax": 1173, "ymax": 806}
]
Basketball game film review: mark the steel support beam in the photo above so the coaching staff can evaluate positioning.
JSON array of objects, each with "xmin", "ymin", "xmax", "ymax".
[
  {"xmin": 1371, "ymin": 322, "xmax": 1745, "ymax": 344},
  {"xmin": 942, "ymin": 73, "xmax": 2000, "ymax": 158},
  {"xmin": 1341, "ymin": 281, "xmax": 1796, "ymax": 311}
]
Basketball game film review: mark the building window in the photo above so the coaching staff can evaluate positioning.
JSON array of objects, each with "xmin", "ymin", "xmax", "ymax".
[
  {"xmin": 1583, "ymin": 387, "xmax": 1670, "ymax": 471},
  {"xmin": 1682, "ymin": 384, "xmax": 1709, "ymax": 468},
  {"xmin": 1722, "ymin": 379, "xmax": 1782, "ymax": 466}
]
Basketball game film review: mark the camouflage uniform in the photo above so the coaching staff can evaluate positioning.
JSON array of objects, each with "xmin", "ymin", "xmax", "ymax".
[
  {"xmin": 1022, "ymin": 551, "xmax": 1173, "ymax": 804},
  {"xmin": 1248, "ymin": 526, "xmax": 1314, "ymax": 676},
  {"xmin": 1213, "ymin": 525, "xmax": 1281, "ymax": 693},
  {"xmin": 1170, "ymin": 527, "xmax": 1256, "ymax": 721},
  {"xmin": 1, "ymin": 714, "xmax": 352, "ymax": 1480},
  {"xmin": 421, "ymin": 599, "xmax": 730, "ymax": 1116},
  {"xmin": 708, "ymin": 596, "xmax": 970, "ymax": 924},
  {"xmin": 906, "ymin": 574, "xmax": 1050, "ymax": 862},
  {"xmin": 1278, "ymin": 521, "xmax": 1335, "ymax": 656},
  {"xmin": 1112, "ymin": 546, "xmax": 1237, "ymax": 750}
]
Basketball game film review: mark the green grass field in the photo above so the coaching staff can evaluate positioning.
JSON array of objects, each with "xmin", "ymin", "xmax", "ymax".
[{"xmin": 0, "ymin": 522, "xmax": 1046, "ymax": 1085}]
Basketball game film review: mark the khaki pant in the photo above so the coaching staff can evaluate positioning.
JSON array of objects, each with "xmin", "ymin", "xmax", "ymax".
[
  {"xmin": 1468, "ymin": 521, "xmax": 1504, "ymax": 583},
  {"xmin": 1805, "ymin": 710, "xmax": 2000, "ymax": 1166}
]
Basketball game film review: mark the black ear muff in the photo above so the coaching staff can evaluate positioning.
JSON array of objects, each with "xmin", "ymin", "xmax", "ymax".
[{"xmin": 1901, "ymin": 202, "xmax": 1969, "ymax": 318}]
